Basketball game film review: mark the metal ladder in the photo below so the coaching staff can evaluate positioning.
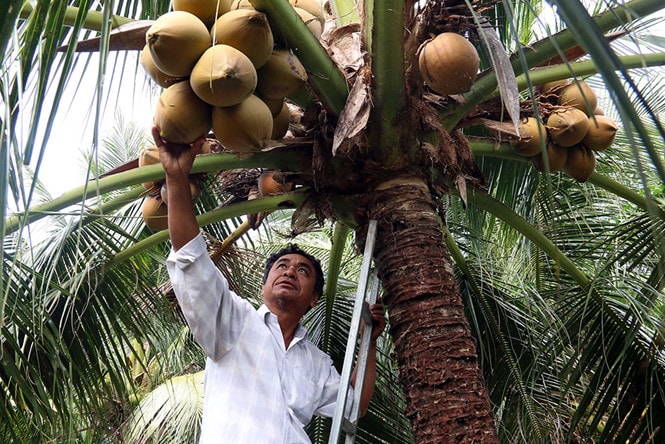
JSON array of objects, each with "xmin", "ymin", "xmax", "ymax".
[{"xmin": 328, "ymin": 219, "xmax": 379, "ymax": 444}]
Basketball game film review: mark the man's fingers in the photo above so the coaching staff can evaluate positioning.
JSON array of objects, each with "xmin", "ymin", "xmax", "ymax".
[{"xmin": 151, "ymin": 126, "xmax": 164, "ymax": 148}]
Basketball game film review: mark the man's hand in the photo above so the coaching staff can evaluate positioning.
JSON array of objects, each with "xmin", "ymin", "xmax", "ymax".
[
  {"xmin": 151, "ymin": 126, "xmax": 205, "ymax": 250},
  {"xmin": 151, "ymin": 126, "xmax": 205, "ymax": 180},
  {"xmin": 368, "ymin": 298, "xmax": 386, "ymax": 341}
]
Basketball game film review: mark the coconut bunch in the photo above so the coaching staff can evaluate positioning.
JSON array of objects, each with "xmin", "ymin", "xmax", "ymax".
[
  {"xmin": 510, "ymin": 79, "xmax": 619, "ymax": 182},
  {"xmin": 142, "ymin": 0, "xmax": 323, "ymax": 153}
]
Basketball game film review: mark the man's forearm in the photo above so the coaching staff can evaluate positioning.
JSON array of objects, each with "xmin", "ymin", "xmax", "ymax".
[
  {"xmin": 166, "ymin": 173, "xmax": 200, "ymax": 250},
  {"xmin": 350, "ymin": 340, "xmax": 378, "ymax": 417}
]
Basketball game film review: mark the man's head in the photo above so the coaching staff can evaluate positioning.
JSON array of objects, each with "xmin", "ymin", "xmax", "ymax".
[
  {"xmin": 262, "ymin": 245, "xmax": 325, "ymax": 297},
  {"xmin": 261, "ymin": 245, "xmax": 325, "ymax": 317}
]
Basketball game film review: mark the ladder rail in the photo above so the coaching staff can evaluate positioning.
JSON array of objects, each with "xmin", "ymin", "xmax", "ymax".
[
  {"xmin": 328, "ymin": 220, "xmax": 378, "ymax": 444},
  {"xmin": 344, "ymin": 270, "xmax": 380, "ymax": 444}
]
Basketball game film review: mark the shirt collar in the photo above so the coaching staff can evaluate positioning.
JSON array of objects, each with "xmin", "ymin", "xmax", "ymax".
[{"xmin": 258, "ymin": 304, "xmax": 308, "ymax": 340}]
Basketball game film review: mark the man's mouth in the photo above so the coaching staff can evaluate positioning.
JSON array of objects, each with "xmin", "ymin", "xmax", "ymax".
[{"xmin": 276, "ymin": 280, "xmax": 296, "ymax": 290}]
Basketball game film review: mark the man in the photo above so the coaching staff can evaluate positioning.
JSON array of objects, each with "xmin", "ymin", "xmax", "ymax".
[{"xmin": 154, "ymin": 127, "xmax": 386, "ymax": 443}]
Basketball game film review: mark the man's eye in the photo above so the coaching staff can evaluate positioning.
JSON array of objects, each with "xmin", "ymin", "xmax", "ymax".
[
  {"xmin": 277, "ymin": 263, "xmax": 286, "ymax": 269},
  {"xmin": 298, "ymin": 267, "xmax": 308, "ymax": 274}
]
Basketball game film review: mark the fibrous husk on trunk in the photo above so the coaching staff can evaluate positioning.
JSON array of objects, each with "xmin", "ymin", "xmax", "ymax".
[{"xmin": 360, "ymin": 176, "xmax": 499, "ymax": 444}]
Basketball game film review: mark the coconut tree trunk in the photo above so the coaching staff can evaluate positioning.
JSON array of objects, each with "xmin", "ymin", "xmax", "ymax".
[{"xmin": 361, "ymin": 176, "xmax": 498, "ymax": 443}]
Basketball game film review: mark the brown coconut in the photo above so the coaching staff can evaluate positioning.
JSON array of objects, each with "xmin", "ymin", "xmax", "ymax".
[
  {"xmin": 139, "ymin": 45, "xmax": 183, "ymax": 88},
  {"xmin": 546, "ymin": 107, "xmax": 590, "ymax": 147},
  {"xmin": 210, "ymin": 9, "xmax": 274, "ymax": 68},
  {"xmin": 229, "ymin": 0, "xmax": 254, "ymax": 10},
  {"xmin": 190, "ymin": 44, "xmax": 258, "ymax": 107},
  {"xmin": 564, "ymin": 145, "xmax": 596, "ymax": 182},
  {"xmin": 258, "ymin": 170, "xmax": 288, "ymax": 196},
  {"xmin": 138, "ymin": 144, "xmax": 162, "ymax": 191},
  {"xmin": 271, "ymin": 101, "xmax": 291, "ymax": 139},
  {"xmin": 532, "ymin": 142, "xmax": 568, "ymax": 173},
  {"xmin": 160, "ymin": 181, "xmax": 201, "ymax": 203},
  {"xmin": 582, "ymin": 115, "xmax": 618, "ymax": 151},
  {"xmin": 256, "ymin": 49, "xmax": 308, "ymax": 99},
  {"xmin": 511, "ymin": 117, "xmax": 548, "ymax": 157},
  {"xmin": 212, "ymin": 94, "xmax": 273, "ymax": 152},
  {"xmin": 559, "ymin": 80, "xmax": 598, "ymax": 116},
  {"xmin": 145, "ymin": 11, "xmax": 211, "ymax": 77},
  {"xmin": 294, "ymin": 7, "xmax": 323, "ymax": 40},
  {"xmin": 289, "ymin": 0, "xmax": 324, "ymax": 26},
  {"xmin": 261, "ymin": 96, "xmax": 286, "ymax": 117},
  {"xmin": 172, "ymin": 0, "xmax": 234, "ymax": 26},
  {"xmin": 154, "ymin": 81, "xmax": 212, "ymax": 144},
  {"xmin": 418, "ymin": 32, "xmax": 480, "ymax": 96},
  {"xmin": 539, "ymin": 79, "xmax": 569, "ymax": 95},
  {"xmin": 142, "ymin": 196, "xmax": 169, "ymax": 231}
]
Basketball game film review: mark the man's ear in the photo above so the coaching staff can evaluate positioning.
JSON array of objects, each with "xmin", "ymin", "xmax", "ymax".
[{"xmin": 309, "ymin": 293, "xmax": 320, "ymax": 308}]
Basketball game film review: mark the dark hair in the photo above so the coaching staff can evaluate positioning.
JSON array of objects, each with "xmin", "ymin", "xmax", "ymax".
[{"xmin": 263, "ymin": 244, "xmax": 325, "ymax": 296}]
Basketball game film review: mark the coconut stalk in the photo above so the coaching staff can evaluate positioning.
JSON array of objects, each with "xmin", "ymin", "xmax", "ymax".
[
  {"xmin": 18, "ymin": 1, "xmax": 133, "ymax": 30},
  {"xmin": 508, "ymin": 53, "xmax": 665, "ymax": 100},
  {"xmin": 468, "ymin": 138, "xmax": 665, "ymax": 221},
  {"xmin": 250, "ymin": 0, "xmax": 348, "ymax": 116},
  {"xmin": 5, "ymin": 146, "xmax": 311, "ymax": 235},
  {"xmin": 366, "ymin": 0, "xmax": 408, "ymax": 167},
  {"xmin": 109, "ymin": 190, "xmax": 307, "ymax": 265}
]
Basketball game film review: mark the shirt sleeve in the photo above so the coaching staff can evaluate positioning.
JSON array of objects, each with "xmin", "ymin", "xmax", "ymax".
[
  {"xmin": 314, "ymin": 360, "xmax": 354, "ymax": 419},
  {"xmin": 166, "ymin": 233, "xmax": 250, "ymax": 361}
]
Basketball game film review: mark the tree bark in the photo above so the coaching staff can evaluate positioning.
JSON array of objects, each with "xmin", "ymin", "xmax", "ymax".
[{"xmin": 361, "ymin": 176, "xmax": 498, "ymax": 443}]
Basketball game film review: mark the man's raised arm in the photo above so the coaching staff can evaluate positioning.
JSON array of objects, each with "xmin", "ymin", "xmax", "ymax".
[{"xmin": 152, "ymin": 126, "xmax": 204, "ymax": 250}]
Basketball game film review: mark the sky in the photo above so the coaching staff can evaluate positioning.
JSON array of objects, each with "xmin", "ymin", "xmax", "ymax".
[{"xmin": 34, "ymin": 50, "xmax": 156, "ymax": 198}]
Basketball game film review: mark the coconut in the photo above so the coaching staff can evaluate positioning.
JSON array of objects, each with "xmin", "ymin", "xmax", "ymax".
[
  {"xmin": 146, "ymin": 11, "xmax": 211, "ymax": 77},
  {"xmin": 139, "ymin": 144, "xmax": 161, "ymax": 168},
  {"xmin": 138, "ymin": 144, "xmax": 162, "ymax": 190},
  {"xmin": 582, "ymin": 115, "xmax": 618, "ymax": 151},
  {"xmin": 142, "ymin": 196, "xmax": 169, "ymax": 231},
  {"xmin": 154, "ymin": 81, "xmax": 212, "ymax": 144},
  {"xmin": 172, "ymin": 0, "xmax": 234, "ymax": 26},
  {"xmin": 294, "ymin": 7, "xmax": 323, "ymax": 40},
  {"xmin": 546, "ymin": 107, "xmax": 590, "ymax": 147},
  {"xmin": 210, "ymin": 9, "xmax": 274, "ymax": 68},
  {"xmin": 190, "ymin": 44, "xmax": 258, "ymax": 107},
  {"xmin": 260, "ymin": 96, "xmax": 285, "ymax": 117},
  {"xmin": 418, "ymin": 32, "xmax": 479, "ymax": 96},
  {"xmin": 539, "ymin": 79, "xmax": 569, "ymax": 95},
  {"xmin": 139, "ymin": 45, "xmax": 183, "ymax": 88},
  {"xmin": 229, "ymin": 0, "xmax": 254, "ymax": 10},
  {"xmin": 256, "ymin": 49, "xmax": 308, "ymax": 99},
  {"xmin": 511, "ymin": 117, "xmax": 547, "ymax": 157},
  {"xmin": 160, "ymin": 180, "xmax": 201, "ymax": 203},
  {"xmin": 258, "ymin": 170, "xmax": 288, "ymax": 196},
  {"xmin": 564, "ymin": 145, "xmax": 596, "ymax": 182},
  {"xmin": 212, "ymin": 94, "xmax": 273, "ymax": 152},
  {"xmin": 531, "ymin": 142, "xmax": 568, "ymax": 173},
  {"xmin": 593, "ymin": 106, "xmax": 605, "ymax": 116},
  {"xmin": 290, "ymin": 0, "xmax": 324, "ymax": 25},
  {"xmin": 558, "ymin": 80, "xmax": 597, "ymax": 116},
  {"xmin": 271, "ymin": 101, "xmax": 291, "ymax": 139}
]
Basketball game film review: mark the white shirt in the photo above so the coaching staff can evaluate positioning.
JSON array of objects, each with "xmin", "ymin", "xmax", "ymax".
[{"xmin": 167, "ymin": 233, "xmax": 352, "ymax": 443}]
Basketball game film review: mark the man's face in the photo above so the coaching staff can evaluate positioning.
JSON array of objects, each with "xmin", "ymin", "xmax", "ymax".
[{"xmin": 261, "ymin": 253, "xmax": 320, "ymax": 314}]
